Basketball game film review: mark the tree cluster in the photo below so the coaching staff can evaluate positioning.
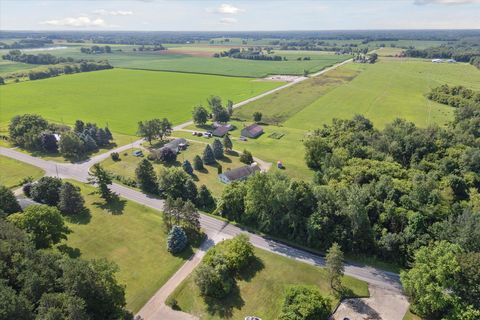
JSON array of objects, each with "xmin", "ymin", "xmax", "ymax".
[
  {"xmin": 427, "ymin": 84, "xmax": 480, "ymax": 109},
  {"xmin": 206, "ymin": 96, "xmax": 232, "ymax": 123},
  {"xmin": 163, "ymin": 197, "xmax": 200, "ymax": 237},
  {"xmin": 214, "ymin": 48, "xmax": 283, "ymax": 61},
  {"xmin": 80, "ymin": 45, "xmax": 112, "ymax": 54},
  {"xmin": 2, "ymin": 50, "xmax": 76, "ymax": 65},
  {"xmin": 137, "ymin": 118, "xmax": 172, "ymax": 145},
  {"xmin": 194, "ymin": 235, "xmax": 254, "ymax": 299},
  {"xmin": 27, "ymin": 60, "xmax": 113, "ymax": 81},
  {"xmin": 0, "ymin": 219, "xmax": 131, "ymax": 319},
  {"xmin": 0, "ymin": 38, "xmax": 53, "ymax": 49}
]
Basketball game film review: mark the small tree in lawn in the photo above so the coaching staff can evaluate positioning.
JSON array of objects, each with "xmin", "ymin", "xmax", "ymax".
[
  {"xmin": 223, "ymin": 135, "xmax": 233, "ymax": 153},
  {"xmin": 212, "ymin": 139, "xmax": 224, "ymax": 160},
  {"xmin": 88, "ymin": 163, "xmax": 114, "ymax": 201},
  {"xmin": 167, "ymin": 225, "xmax": 188, "ymax": 254},
  {"xmin": 192, "ymin": 106, "xmax": 209, "ymax": 126},
  {"xmin": 326, "ymin": 242, "xmax": 344, "ymax": 291},
  {"xmin": 193, "ymin": 155, "xmax": 204, "ymax": 170},
  {"xmin": 182, "ymin": 160, "xmax": 194, "ymax": 175},
  {"xmin": 196, "ymin": 185, "xmax": 216, "ymax": 211},
  {"xmin": 202, "ymin": 145, "xmax": 216, "ymax": 165},
  {"xmin": 135, "ymin": 159, "xmax": 158, "ymax": 194},
  {"xmin": 240, "ymin": 150, "xmax": 254, "ymax": 164},
  {"xmin": 253, "ymin": 112, "xmax": 262, "ymax": 123},
  {"xmin": 58, "ymin": 182, "xmax": 85, "ymax": 215}
]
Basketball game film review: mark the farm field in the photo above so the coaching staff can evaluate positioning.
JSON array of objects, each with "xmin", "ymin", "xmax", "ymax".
[
  {"xmin": 285, "ymin": 59, "xmax": 480, "ymax": 129},
  {"xmin": 0, "ymin": 68, "xmax": 283, "ymax": 135},
  {"xmin": 0, "ymin": 155, "xmax": 44, "ymax": 188},
  {"xmin": 0, "ymin": 59, "xmax": 36, "ymax": 74},
  {"xmin": 63, "ymin": 181, "xmax": 200, "ymax": 312},
  {"xmin": 168, "ymin": 247, "xmax": 369, "ymax": 320},
  {"xmin": 101, "ymin": 139, "xmax": 245, "ymax": 196}
]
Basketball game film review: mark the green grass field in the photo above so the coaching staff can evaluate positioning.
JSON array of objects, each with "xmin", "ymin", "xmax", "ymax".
[
  {"xmin": 63, "ymin": 181, "xmax": 200, "ymax": 312},
  {"xmin": 0, "ymin": 59, "xmax": 36, "ymax": 74},
  {"xmin": 285, "ymin": 59, "xmax": 480, "ymax": 129},
  {"xmin": 0, "ymin": 69, "xmax": 283, "ymax": 135},
  {"xmin": 169, "ymin": 247, "xmax": 369, "ymax": 320},
  {"xmin": 0, "ymin": 155, "xmax": 44, "ymax": 188},
  {"xmin": 101, "ymin": 139, "xmax": 246, "ymax": 196}
]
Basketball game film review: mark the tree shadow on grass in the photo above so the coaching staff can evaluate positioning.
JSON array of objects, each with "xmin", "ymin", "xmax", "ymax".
[
  {"xmin": 237, "ymin": 256, "xmax": 265, "ymax": 282},
  {"xmin": 57, "ymin": 244, "xmax": 81, "ymax": 258},
  {"xmin": 204, "ymin": 283, "xmax": 245, "ymax": 319},
  {"xmin": 226, "ymin": 150, "xmax": 239, "ymax": 157},
  {"xmin": 93, "ymin": 194, "xmax": 126, "ymax": 215},
  {"xmin": 64, "ymin": 207, "xmax": 92, "ymax": 225},
  {"xmin": 219, "ymin": 156, "xmax": 232, "ymax": 164}
]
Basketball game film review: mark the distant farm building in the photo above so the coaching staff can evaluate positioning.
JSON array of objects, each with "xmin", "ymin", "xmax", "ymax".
[
  {"xmin": 163, "ymin": 138, "xmax": 188, "ymax": 154},
  {"xmin": 432, "ymin": 59, "xmax": 443, "ymax": 63},
  {"xmin": 218, "ymin": 163, "xmax": 261, "ymax": 184},
  {"xmin": 241, "ymin": 124, "xmax": 263, "ymax": 138}
]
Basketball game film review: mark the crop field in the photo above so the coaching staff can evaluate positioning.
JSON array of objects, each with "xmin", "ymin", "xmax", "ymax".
[
  {"xmin": 169, "ymin": 247, "xmax": 369, "ymax": 320},
  {"xmin": 285, "ymin": 59, "xmax": 480, "ymax": 129},
  {"xmin": 0, "ymin": 155, "xmax": 44, "ymax": 188},
  {"xmin": 0, "ymin": 68, "xmax": 283, "ymax": 135},
  {"xmin": 64, "ymin": 181, "xmax": 200, "ymax": 312}
]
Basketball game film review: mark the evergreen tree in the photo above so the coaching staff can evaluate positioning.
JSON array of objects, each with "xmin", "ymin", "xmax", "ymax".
[
  {"xmin": 96, "ymin": 128, "xmax": 108, "ymax": 147},
  {"xmin": 167, "ymin": 225, "xmax": 188, "ymax": 254},
  {"xmin": 193, "ymin": 155, "xmax": 204, "ymax": 170},
  {"xmin": 182, "ymin": 160, "xmax": 194, "ymax": 175},
  {"xmin": 196, "ymin": 185, "xmax": 215, "ymax": 211},
  {"xmin": 184, "ymin": 180, "xmax": 198, "ymax": 202},
  {"xmin": 105, "ymin": 127, "xmax": 113, "ymax": 141},
  {"xmin": 223, "ymin": 135, "xmax": 233, "ymax": 152},
  {"xmin": 202, "ymin": 145, "xmax": 216, "ymax": 165},
  {"xmin": 74, "ymin": 120, "xmax": 85, "ymax": 133},
  {"xmin": 88, "ymin": 164, "xmax": 113, "ymax": 200},
  {"xmin": 135, "ymin": 159, "xmax": 158, "ymax": 194},
  {"xmin": 212, "ymin": 139, "xmax": 224, "ymax": 159},
  {"xmin": 81, "ymin": 133, "xmax": 97, "ymax": 152},
  {"xmin": 58, "ymin": 182, "xmax": 85, "ymax": 215},
  {"xmin": 326, "ymin": 243, "xmax": 344, "ymax": 291}
]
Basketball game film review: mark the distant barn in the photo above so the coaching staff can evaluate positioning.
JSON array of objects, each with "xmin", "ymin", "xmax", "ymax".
[{"xmin": 241, "ymin": 124, "xmax": 263, "ymax": 138}]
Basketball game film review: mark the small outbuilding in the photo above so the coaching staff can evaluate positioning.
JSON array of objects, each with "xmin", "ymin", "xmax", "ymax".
[
  {"xmin": 213, "ymin": 125, "xmax": 230, "ymax": 137},
  {"xmin": 218, "ymin": 163, "xmax": 261, "ymax": 184},
  {"xmin": 241, "ymin": 124, "xmax": 263, "ymax": 139},
  {"xmin": 163, "ymin": 138, "xmax": 188, "ymax": 154}
]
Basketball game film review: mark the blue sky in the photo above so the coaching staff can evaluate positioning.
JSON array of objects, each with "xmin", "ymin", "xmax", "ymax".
[{"xmin": 1, "ymin": 0, "xmax": 479, "ymax": 31}]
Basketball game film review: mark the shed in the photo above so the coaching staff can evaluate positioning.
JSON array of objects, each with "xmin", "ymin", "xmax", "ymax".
[
  {"xmin": 241, "ymin": 124, "xmax": 263, "ymax": 138},
  {"xmin": 218, "ymin": 163, "xmax": 261, "ymax": 184},
  {"xmin": 163, "ymin": 138, "xmax": 188, "ymax": 154},
  {"xmin": 213, "ymin": 125, "xmax": 230, "ymax": 137}
]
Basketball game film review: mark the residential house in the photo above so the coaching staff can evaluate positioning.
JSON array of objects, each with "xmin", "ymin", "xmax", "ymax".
[
  {"xmin": 163, "ymin": 138, "xmax": 188, "ymax": 154},
  {"xmin": 218, "ymin": 163, "xmax": 261, "ymax": 184}
]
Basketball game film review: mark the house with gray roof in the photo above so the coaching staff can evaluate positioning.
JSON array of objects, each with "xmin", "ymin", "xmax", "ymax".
[
  {"xmin": 218, "ymin": 163, "xmax": 261, "ymax": 184},
  {"xmin": 241, "ymin": 124, "xmax": 263, "ymax": 138},
  {"xmin": 162, "ymin": 138, "xmax": 188, "ymax": 154}
]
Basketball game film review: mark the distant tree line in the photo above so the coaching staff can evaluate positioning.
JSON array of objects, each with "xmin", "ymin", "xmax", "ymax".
[
  {"xmin": 8, "ymin": 114, "xmax": 113, "ymax": 160},
  {"xmin": 134, "ymin": 44, "xmax": 166, "ymax": 51},
  {"xmin": 404, "ymin": 43, "xmax": 480, "ymax": 68},
  {"xmin": 80, "ymin": 45, "xmax": 112, "ymax": 54},
  {"xmin": 26, "ymin": 60, "xmax": 112, "ymax": 81},
  {"xmin": 2, "ymin": 50, "xmax": 76, "ymax": 64},
  {"xmin": 428, "ymin": 84, "xmax": 480, "ymax": 109},
  {"xmin": 0, "ymin": 38, "xmax": 53, "ymax": 49}
]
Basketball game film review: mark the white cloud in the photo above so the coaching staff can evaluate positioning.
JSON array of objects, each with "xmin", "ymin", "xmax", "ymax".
[
  {"xmin": 414, "ymin": 0, "xmax": 479, "ymax": 5},
  {"xmin": 93, "ymin": 9, "xmax": 133, "ymax": 16},
  {"xmin": 208, "ymin": 4, "xmax": 245, "ymax": 14},
  {"xmin": 219, "ymin": 17, "xmax": 238, "ymax": 24},
  {"xmin": 41, "ymin": 16, "xmax": 107, "ymax": 27}
]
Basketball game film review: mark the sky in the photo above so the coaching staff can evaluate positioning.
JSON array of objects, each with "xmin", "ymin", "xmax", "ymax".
[{"xmin": 1, "ymin": 0, "xmax": 479, "ymax": 31}]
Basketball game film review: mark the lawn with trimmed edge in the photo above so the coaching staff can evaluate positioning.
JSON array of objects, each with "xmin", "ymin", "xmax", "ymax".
[
  {"xmin": 0, "ymin": 155, "xmax": 44, "ymax": 188},
  {"xmin": 0, "ymin": 68, "xmax": 284, "ymax": 135},
  {"xmin": 63, "ymin": 181, "xmax": 200, "ymax": 312},
  {"xmin": 169, "ymin": 247, "xmax": 369, "ymax": 320}
]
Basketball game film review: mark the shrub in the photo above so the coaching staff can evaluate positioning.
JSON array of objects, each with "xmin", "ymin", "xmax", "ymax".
[
  {"xmin": 0, "ymin": 185, "xmax": 21, "ymax": 214},
  {"xmin": 111, "ymin": 152, "xmax": 120, "ymax": 161},
  {"xmin": 240, "ymin": 150, "xmax": 254, "ymax": 164},
  {"xmin": 22, "ymin": 182, "xmax": 33, "ymax": 198},
  {"xmin": 278, "ymin": 285, "xmax": 331, "ymax": 320},
  {"xmin": 30, "ymin": 176, "xmax": 63, "ymax": 206},
  {"xmin": 167, "ymin": 225, "xmax": 188, "ymax": 254}
]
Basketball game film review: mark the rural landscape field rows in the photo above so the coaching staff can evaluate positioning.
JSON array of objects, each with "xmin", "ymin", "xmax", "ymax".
[{"xmin": 1, "ymin": 2, "xmax": 479, "ymax": 320}]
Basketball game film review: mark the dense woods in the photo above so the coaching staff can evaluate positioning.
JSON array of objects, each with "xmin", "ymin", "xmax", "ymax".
[
  {"xmin": 0, "ymin": 38, "xmax": 53, "ymax": 49},
  {"xmin": 2, "ymin": 50, "xmax": 75, "ymax": 64}
]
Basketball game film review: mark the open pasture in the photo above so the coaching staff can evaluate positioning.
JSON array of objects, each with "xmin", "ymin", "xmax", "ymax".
[
  {"xmin": 0, "ymin": 155, "xmax": 44, "ymax": 188},
  {"xmin": 169, "ymin": 247, "xmax": 369, "ymax": 320},
  {"xmin": 285, "ymin": 59, "xmax": 480, "ymax": 129},
  {"xmin": 0, "ymin": 68, "xmax": 283, "ymax": 135}
]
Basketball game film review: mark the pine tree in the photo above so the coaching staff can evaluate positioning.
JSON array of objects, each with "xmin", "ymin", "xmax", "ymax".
[
  {"xmin": 196, "ymin": 185, "xmax": 215, "ymax": 211},
  {"xmin": 223, "ymin": 135, "xmax": 233, "ymax": 152},
  {"xmin": 183, "ymin": 179, "xmax": 198, "ymax": 202},
  {"xmin": 58, "ymin": 182, "xmax": 85, "ymax": 215},
  {"xmin": 88, "ymin": 164, "xmax": 113, "ymax": 200},
  {"xmin": 193, "ymin": 155, "xmax": 204, "ymax": 170},
  {"xmin": 135, "ymin": 159, "xmax": 158, "ymax": 194},
  {"xmin": 96, "ymin": 128, "xmax": 108, "ymax": 147},
  {"xmin": 105, "ymin": 127, "xmax": 113, "ymax": 141},
  {"xmin": 202, "ymin": 145, "xmax": 215, "ymax": 165},
  {"xmin": 182, "ymin": 160, "xmax": 194, "ymax": 175},
  {"xmin": 167, "ymin": 225, "xmax": 188, "ymax": 254},
  {"xmin": 212, "ymin": 139, "xmax": 224, "ymax": 160}
]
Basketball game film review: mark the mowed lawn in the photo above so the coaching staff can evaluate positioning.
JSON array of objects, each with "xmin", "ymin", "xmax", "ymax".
[
  {"xmin": 63, "ymin": 181, "xmax": 199, "ymax": 312},
  {"xmin": 0, "ymin": 69, "xmax": 283, "ymax": 135},
  {"xmin": 0, "ymin": 155, "xmax": 44, "ymax": 188},
  {"xmin": 169, "ymin": 248, "xmax": 369, "ymax": 320},
  {"xmin": 285, "ymin": 59, "xmax": 480, "ymax": 129}
]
